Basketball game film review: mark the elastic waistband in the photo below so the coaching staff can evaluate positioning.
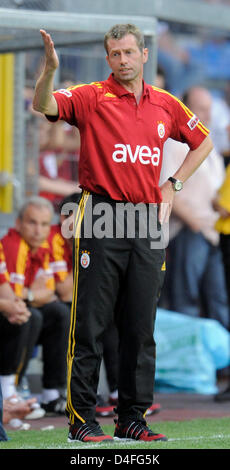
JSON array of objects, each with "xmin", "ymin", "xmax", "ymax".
[
  {"xmin": 83, "ymin": 190, "xmax": 159, "ymax": 207},
  {"xmin": 85, "ymin": 190, "xmax": 128, "ymax": 204}
]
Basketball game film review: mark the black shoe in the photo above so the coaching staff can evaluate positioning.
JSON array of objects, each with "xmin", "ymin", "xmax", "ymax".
[
  {"xmin": 68, "ymin": 421, "xmax": 113, "ymax": 443},
  {"xmin": 41, "ymin": 396, "xmax": 66, "ymax": 416},
  {"xmin": 114, "ymin": 419, "xmax": 167, "ymax": 442}
]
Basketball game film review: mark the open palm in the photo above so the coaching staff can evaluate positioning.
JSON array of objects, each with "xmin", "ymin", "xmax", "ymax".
[{"xmin": 40, "ymin": 29, "xmax": 59, "ymax": 70}]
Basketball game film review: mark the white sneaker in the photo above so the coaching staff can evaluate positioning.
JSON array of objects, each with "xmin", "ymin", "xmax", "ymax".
[
  {"xmin": 9, "ymin": 395, "xmax": 45, "ymax": 420},
  {"xmin": 25, "ymin": 402, "xmax": 45, "ymax": 420}
]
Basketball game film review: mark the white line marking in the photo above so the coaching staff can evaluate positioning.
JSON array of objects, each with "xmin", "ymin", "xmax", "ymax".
[
  {"xmin": 65, "ymin": 434, "xmax": 230, "ymax": 449},
  {"xmin": 169, "ymin": 434, "xmax": 230, "ymax": 442}
]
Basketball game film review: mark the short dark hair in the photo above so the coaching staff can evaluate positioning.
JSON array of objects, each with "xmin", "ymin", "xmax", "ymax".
[{"xmin": 104, "ymin": 23, "xmax": 145, "ymax": 54}]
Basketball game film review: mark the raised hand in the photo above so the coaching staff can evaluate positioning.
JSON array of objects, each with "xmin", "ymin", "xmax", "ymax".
[
  {"xmin": 33, "ymin": 29, "xmax": 59, "ymax": 115},
  {"xmin": 40, "ymin": 29, "xmax": 59, "ymax": 71}
]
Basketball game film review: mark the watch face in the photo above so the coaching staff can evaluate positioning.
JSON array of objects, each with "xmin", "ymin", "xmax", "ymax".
[
  {"xmin": 27, "ymin": 290, "xmax": 34, "ymax": 302},
  {"xmin": 174, "ymin": 181, "xmax": 183, "ymax": 191}
]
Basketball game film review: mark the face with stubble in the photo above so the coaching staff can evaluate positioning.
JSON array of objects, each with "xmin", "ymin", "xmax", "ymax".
[{"xmin": 106, "ymin": 33, "xmax": 148, "ymax": 87}]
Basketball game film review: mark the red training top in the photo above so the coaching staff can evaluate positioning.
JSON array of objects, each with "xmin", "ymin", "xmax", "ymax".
[
  {"xmin": 48, "ymin": 74, "xmax": 209, "ymax": 204},
  {"xmin": 1, "ymin": 228, "xmax": 55, "ymax": 297}
]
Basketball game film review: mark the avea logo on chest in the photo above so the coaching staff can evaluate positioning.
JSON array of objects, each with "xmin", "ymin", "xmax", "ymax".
[{"xmin": 112, "ymin": 144, "xmax": 160, "ymax": 166}]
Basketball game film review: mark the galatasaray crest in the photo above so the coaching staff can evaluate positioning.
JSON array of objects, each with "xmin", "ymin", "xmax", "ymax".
[
  {"xmin": 157, "ymin": 121, "xmax": 165, "ymax": 139},
  {"xmin": 80, "ymin": 251, "xmax": 90, "ymax": 269}
]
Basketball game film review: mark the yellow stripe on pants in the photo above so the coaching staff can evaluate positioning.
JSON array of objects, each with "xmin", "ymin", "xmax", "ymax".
[{"xmin": 66, "ymin": 191, "xmax": 90, "ymax": 425}]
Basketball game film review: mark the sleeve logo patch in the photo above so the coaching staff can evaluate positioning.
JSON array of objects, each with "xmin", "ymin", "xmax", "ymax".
[
  {"xmin": 187, "ymin": 115, "xmax": 199, "ymax": 130},
  {"xmin": 55, "ymin": 88, "xmax": 72, "ymax": 98}
]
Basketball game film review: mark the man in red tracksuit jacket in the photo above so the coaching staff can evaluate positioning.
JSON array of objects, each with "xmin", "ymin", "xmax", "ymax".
[{"xmin": 33, "ymin": 23, "xmax": 213, "ymax": 442}]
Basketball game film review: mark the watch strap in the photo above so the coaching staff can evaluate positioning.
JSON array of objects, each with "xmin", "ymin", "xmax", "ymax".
[{"xmin": 168, "ymin": 177, "xmax": 177, "ymax": 184}]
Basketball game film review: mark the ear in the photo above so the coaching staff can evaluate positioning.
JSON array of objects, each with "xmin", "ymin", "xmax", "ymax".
[
  {"xmin": 106, "ymin": 54, "xmax": 111, "ymax": 69},
  {"xmin": 143, "ymin": 48, "xmax": 149, "ymax": 64}
]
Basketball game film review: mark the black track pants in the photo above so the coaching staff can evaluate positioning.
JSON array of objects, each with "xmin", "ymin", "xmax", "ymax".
[
  {"xmin": 0, "ymin": 308, "xmax": 42, "ymax": 376},
  {"xmin": 66, "ymin": 191, "xmax": 165, "ymax": 424}
]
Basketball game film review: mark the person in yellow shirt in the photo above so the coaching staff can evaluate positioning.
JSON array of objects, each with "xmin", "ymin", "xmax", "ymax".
[
  {"xmin": 213, "ymin": 163, "xmax": 230, "ymax": 401},
  {"xmin": 215, "ymin": 163, "xmax": 230, "ymax": 234}
]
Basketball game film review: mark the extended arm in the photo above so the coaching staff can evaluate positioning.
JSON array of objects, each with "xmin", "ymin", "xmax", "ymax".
[
  {"xmin": 33, "ymin": 30, "xmax": 59, "ymax": 116},
  {"xmin": 39, "ymin": 176, "xmax": 81, "ymax": 195}
]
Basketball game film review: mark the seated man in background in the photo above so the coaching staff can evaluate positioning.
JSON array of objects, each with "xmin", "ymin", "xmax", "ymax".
[
  {"xmin": 0, "ymin": 196, "xmax": 70, "ymax": 416},
  {"xmin": 0, "ymin": 241, "xmax": 44, "ymax": 425}
]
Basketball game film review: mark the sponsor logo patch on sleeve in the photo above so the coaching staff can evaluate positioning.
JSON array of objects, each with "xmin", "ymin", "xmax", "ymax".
[
  {"xmin": 187, "ymin": 114, "xmax": 199, "ymax": 130},
  {"xmin": 54, "ymin": 88, "xmax": 72, "ymax": 98}
]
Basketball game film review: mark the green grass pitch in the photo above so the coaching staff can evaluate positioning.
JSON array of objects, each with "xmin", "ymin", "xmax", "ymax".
[{"xmin": 1, "ymin": 417, "xmax": 230, "ymax": 450}]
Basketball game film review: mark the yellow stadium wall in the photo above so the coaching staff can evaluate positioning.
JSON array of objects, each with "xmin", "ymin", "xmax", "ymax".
[{"xmin": 0, "ymin": 53, "xmax": 14, "ymax": 213}]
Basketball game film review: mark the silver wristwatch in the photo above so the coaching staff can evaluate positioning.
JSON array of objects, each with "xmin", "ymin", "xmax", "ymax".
[
  {"xmin": 27, "ymin": 288, "xmax": 34, "ymax": 303},
  {"xmin": 168, "ymin": 176, "xmax": 183, "ymax": 192}
]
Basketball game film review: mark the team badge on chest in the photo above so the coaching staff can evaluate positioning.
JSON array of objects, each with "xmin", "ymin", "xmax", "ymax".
[
  {"xmin": 80, "ymin": 250, "xmax": 90, "ymax": 269},
  {"xmin": 157, "ymin": 121, "xmax": 165, "ymax": 139}
]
